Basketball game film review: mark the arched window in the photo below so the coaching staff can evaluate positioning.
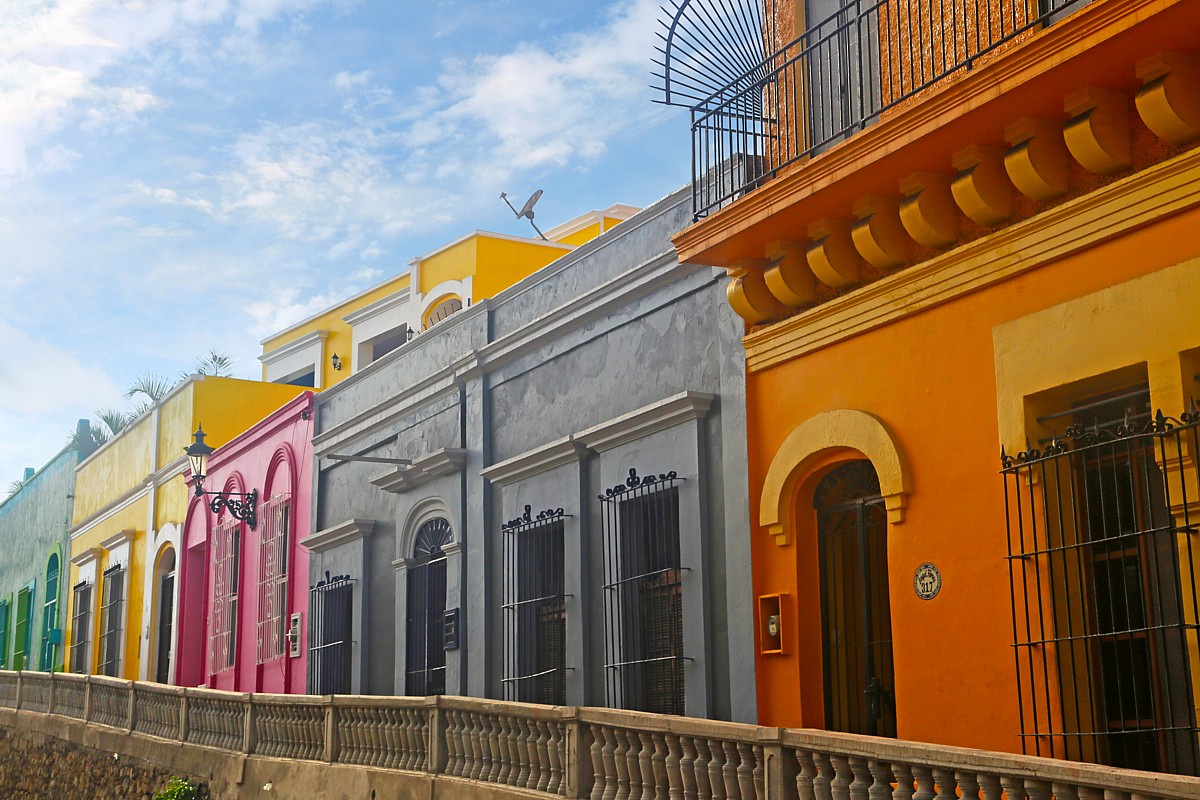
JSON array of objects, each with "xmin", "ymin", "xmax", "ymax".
[
  {"xmin": 422, "ymin": 296, "xmax": 463, "ymax": 330},
  {"xmin": 153, "ymin": 548, "xmax": 176, "ymax": 683},
  {"xmin": 40, "ymin": 553, "xmax": 60, "ymax": 671},
  {"xmin": 813, "ymin": 460, "xmax": 895, "ymax": 738},
  {"xmin": 405, "ymin": 518, "xmax": 452, "ymax": 695}
]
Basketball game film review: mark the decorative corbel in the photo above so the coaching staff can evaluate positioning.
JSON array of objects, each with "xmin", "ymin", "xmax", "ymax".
[
  {"xmin": 851, "ymin": 195, "xmax": 913, "ymax": 270},
  {"xmin": 763, "ymin": 240, "xmax": 815, "ymax": 308},
  {"xmin": 898, "ymin": 172, "xmax": 959, "ymax": 248},
  {"xmin": 726, "ymin": 259, "xmax": 787, "ymax": 324},
  {"xmin": 806, "ymin": 219, "xmax": 860, "ymax": 289},
  {"xmin": 1063, "ymin": 88, "xmax": 1131, "ymax": 175},
  {"xmin": 1135, "ymin": 52, "xmax": 1200, "ymax": 145},
  {"xmin": 1004, "ymin": 117, "xmax": 1070, "ymax": 202},
  {"xmin": 951, "ymin": 145, "xmax": 1014, "ymax": 225}
]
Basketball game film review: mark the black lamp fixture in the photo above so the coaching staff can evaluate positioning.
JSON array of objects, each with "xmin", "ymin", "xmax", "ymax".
[
  {"xmin": 331, "ymin": 352, "xmax": 343, "ymax": 371},
  {"xmin": 405, "ymin": 329, "xmax": 415, "ymax": 342},
  {"xmin": 184, "ymin": 425, "xmax": 258, "ymax": 529}
]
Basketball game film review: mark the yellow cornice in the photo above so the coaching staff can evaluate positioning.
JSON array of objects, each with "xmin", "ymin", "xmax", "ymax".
[{"xmin": 744, "ymin": 145, "xmax": 1200, "ymax": 373}]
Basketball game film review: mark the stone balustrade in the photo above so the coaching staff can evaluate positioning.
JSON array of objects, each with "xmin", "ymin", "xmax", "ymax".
[{"xmin": 1, "ymin": 670, "xmax": 1198, "ymax": 800}]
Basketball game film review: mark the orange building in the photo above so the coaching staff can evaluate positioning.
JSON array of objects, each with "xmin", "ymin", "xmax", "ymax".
[{"xmin": 662, "ymin": 0, "xmax": 1200, "ymax": 776}]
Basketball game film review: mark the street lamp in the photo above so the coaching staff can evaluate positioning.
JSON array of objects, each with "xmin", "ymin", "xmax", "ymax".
[{"xmin": 184, "ymin": 424, "xmax": 258, "ymax": 529}]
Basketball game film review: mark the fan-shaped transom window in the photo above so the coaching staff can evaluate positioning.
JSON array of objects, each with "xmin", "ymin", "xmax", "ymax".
[
  {"xmin": 413, "ymin": 517, "xmax": 452, "ymax": 560},
  {"xmin": 423, "ymin": 297, "xmax": 463, "ymax": 330}
]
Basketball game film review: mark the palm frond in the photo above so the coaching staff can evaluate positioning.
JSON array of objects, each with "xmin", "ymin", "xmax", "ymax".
[
  {"xmin": 94, "ymin": 408, "xmax": 131, "ymax": 436},
  {"xmin": 124, "ymin": 372, "xmax": 173, "ymax": 403},
  {"xmin": 6, "ymin": 480, "xmax": 24, "ymax": 498},
  {"xmin": 194, "ymin": 349, "xmax": 235, "ymax": 378}
]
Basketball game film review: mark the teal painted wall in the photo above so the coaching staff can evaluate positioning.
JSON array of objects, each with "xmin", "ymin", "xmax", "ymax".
[{"xmin": 0, "ymin": 442, "xmax": 84, "ymax": 671}]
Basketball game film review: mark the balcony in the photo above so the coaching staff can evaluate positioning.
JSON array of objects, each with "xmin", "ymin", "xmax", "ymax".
[{"xmin": 679, "ymin": 0, "xmax": 1094, "ymax": 220}]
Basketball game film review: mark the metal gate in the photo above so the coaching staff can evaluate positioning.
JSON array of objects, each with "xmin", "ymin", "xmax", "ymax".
[
  {"xmin": 405, "ymin": 518, "xmax": 451, "ymax": 696},
  {"xmin": 308, "ymin": 573, "xmax": 353, "ymax": 695},
  {"xmin": 501, "ymin": 506, "xmax": 567, "ymax": 704},
  {"xmin": 815, "ymin": 460, "xmax": 896, "ymax": 737},
  {"xmin": 1002, "ymin": 402, "xmax": 1200, "ymax": 775}
]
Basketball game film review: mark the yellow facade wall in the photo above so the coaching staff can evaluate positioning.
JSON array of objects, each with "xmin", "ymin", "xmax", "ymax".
[
  {"xmin": 472, "ymin": 237, "xmax": 570, "ymax": 299},
  {"xmin": 552, "ymin": 216, "xmax": 627, "ymax": 247},
  {"xmin": 418, "ymin": 238, "xmax": 477, "ymax": 296},
  {"xmin": 72, "ymin": 416, "xmax": 155, "ymax": 526},
  {"xmin": 259, "ymin": 273, "xmax": 411, "ymax": 387}
]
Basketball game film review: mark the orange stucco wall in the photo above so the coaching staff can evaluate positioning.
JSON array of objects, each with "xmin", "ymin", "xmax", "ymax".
[{"xmin": 746, "ymin": 202, "xmax": 1200, "ymax": 753}]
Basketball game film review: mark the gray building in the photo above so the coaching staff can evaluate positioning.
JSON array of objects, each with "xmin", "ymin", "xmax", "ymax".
[
  {"xmin": 304, "ymin": 187, "xmax": 755, "ymax": 722},
  {"xmin": 0, "ymin": 422, "xmax": 92, "ymax": 672}
]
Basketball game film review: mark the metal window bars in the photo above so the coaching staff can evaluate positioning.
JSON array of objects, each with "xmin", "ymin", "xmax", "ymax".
[
  {"xmin": 256, "ymin": 494, "xmax": 291, "ymax": 664},
  {"xmin": 97, "ymin": 564, "xmax": 125, "ymax": 678},
  {"xmin": 684, "ymin": 0, "xmax": 1091, "ymax": 219},
  {"xmin": 600, "ymin": 468, "xmax": 686, "ymax": 715},
  {"xmin": 405, "ymin": 518, "xmax": 452, "ymax": 696},
  {"xmin": 69, "ymin": 582, "xmax": 90, "ymax": 674},
  {"xmin": 208, "ymin": 517, "xmax": 241, "ymax": 675},
  {"xmin": 308, "ymin": 572, "xmax": 353, "ymax": 695},
  {"xmin": 502, "ymin": 505, "xmax": 568, "ymax": 705},
  {"xmin": 1001, "ymin": 396, "xmax": 1200, "ymax": 776},
  {"xmin": 0, "ymin": 599, "xmax": 9, "ymax": 671}
]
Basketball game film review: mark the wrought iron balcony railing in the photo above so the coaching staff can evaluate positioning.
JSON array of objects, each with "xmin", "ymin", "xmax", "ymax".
[{"xmin": 680, "ymin": 0, "xmax": 1092, "ymax": 220}]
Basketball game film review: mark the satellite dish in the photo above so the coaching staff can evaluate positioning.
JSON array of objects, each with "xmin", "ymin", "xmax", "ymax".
[
  {"xmin": 518, "ymin": 189, "xmax": 543, "ymax": 220},
  {"xmin": 500, "ymin": 189, "xmax": 548, "ymax": 240}
]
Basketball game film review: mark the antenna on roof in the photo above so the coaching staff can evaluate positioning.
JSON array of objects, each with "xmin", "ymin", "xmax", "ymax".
[{"xmin": 500, "ymin": 189, "xmax": 548, "ymax": 241}]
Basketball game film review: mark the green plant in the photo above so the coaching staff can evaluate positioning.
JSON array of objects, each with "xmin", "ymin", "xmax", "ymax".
[{"xmin": 154, "ymin": 777, "xmax": 200, "ymax": 800}]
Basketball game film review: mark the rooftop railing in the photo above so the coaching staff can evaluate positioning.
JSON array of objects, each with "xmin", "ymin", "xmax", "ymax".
[
  {"xmin": 3, "ymin": 670, "xmax": 1200, "ymax": 799},
  {"xmin": 691, "ymin": 0, "xmax": 1091, "ymax": 219}
]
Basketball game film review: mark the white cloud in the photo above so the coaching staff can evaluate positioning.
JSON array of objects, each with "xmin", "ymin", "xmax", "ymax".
[{"xmin": 0, "ymin": 322, "xmax": 121, "ymax": 417}]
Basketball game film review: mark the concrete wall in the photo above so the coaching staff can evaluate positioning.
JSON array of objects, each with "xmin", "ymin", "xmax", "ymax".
[{"xmin": 308, "ymin": 186, "xmax": 756, "ymax": 722}]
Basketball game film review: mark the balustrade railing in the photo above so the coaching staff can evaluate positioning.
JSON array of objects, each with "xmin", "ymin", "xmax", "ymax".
[{"xmin": 1, "ymin": 670, "xmax": 1198, "ymax": 800}]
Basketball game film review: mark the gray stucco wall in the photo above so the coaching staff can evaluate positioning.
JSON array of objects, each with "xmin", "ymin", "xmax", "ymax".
[
  {"xmin": 309, "ymin": 186, "xmax": 755, "ymax": 722},
  {"xmin": 0, "ymin": 444, "xmax": 83, "ymax": 671}
]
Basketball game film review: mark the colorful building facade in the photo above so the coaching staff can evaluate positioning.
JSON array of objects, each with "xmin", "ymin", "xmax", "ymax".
[
  {"xmin": 65, "ymin": 376, "xmax": 306, "ymax": 683},
  {"xmin": 259, "ymin": 205, "xmax": 637, "ymax": 389},
  {"xmin": 0, "ymin": 424, "xmax": 92, "ymax": 673},
  {"xmin": 663, "ymin": 0, "xmax": 1200, "ymax": 775},
  {"xmin": 176, "ymin": 392, "xmax": 314, "ymax": 692}
]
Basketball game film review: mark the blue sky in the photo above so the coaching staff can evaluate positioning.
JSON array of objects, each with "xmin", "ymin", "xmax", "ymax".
[{"xmin": 0, "ymin": 0, "xmax": 691, "ymax": 487}]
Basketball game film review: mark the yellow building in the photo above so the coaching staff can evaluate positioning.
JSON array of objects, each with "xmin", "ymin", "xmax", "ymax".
[
  {"xmin": 661, "ymin": 0, "xmax": 1200, "ymax": 777},
  {"xmin": 259, "ymin": 205, "xmax": 638, "ymax": 386},
  {"xmin": 65, "ymin": 376, "xmax": 306, "ymax": 682}
]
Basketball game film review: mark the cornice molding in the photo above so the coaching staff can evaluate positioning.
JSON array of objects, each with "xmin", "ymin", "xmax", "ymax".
[
  {"xmin": 70, "ymin": 485, "xmax": 150, "ymax": 540},
  {"xmin": 481, "ymin": 437, "xmax": 590, "ymax": 487},
  {"xmin": 342, "ymin": 286, "xmax": 411, "ymax": 326},
  {"xmin": 100, "ymin": 529, "xmax": 135, "ymax": 551},
  {"xmin": 70, "ymin": 547, "xmax": 102, "ymax": 568},
  {"xmin": 575, "ymin": 391, "xmax": 715, "ymax": 453},
  {"xmin": 371, "ymin": 448, "xmax": 468, "ymax": 494},
  {"xmin": 745, "ymin": 145, "xmax": 1200, "ymax": 373},
  {"xmin": 258, "ymin": 329, "xmax": 328, "ymax": 366},
  {"xmin": 302, "ymin": 519, "xmax": 376, "ymax": 554}
]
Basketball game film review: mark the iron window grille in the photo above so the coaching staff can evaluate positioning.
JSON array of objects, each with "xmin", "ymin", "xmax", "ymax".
[
  {"xmin": 501, "ymin": 505, "xmax": 568, "ymax": 705},
  {"xmin": 209, "ymin": 517, "xmax": 241, "ymax": 675},
  {"xmin": 13, "ymin": 586, "xmax": 32, "ymax": 670},
  {"xmin": 256, "ymin": 494, "xmax": 292, "ymax": 664},
  {"xmin": 678, "ymin": 0, "xmax": 1092, "ymax": 219},
  {"xmin": 600, "ymin": 468, "xmax": 687, "ymax": 715},
  {"xmin": 97, "ymin": 564, "xmax": 125, "ymax": 677},
  {"xmin": 70, "ymin": 582, "xmax": 91, "ymax": 673},
  {"xmin": 308, "ymin": 572, "xmax": 354, "ymax": 694},
  {"xmin": 155, "ymin": 567, "xmax": 175, "ymax": 684},
  {"xmin": 41, "ymin": 555, "xmax": 60, "ymax": 671},
  {"xmin": 405, "ymin": 518, "xmax": 452, "ymax": 696},
  {"xmin": 1002, "ymin": 391, "xmax": 1200, "ymax": 776},
  {"xmin": 0, "ymin": 598, "xmax": 9, "ymax": 670}
]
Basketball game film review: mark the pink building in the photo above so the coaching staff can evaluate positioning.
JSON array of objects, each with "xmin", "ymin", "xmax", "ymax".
[{"xmin": 177, "ymin": 392, "xmax": 314, "ymax": 693}]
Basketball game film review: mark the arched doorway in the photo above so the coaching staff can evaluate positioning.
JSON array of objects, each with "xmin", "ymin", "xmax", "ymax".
[
  {"xmin": 40, "ymin": 552, "xmax": 60, "ymax": 671},
  {"xmin": 814, "ymin": 460, "xmax": 896, "ymax": 737},
  {"xmin": 405, "ymin": 518, "xmax": 451, "ymax": 695},
  {"xmin": 153, "ymin": 547, "xmax": 176, "ymax": 684}
]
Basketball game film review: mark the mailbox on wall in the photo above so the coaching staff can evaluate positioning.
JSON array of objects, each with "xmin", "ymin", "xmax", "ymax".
[{"xmin": 758, "ymin": 593, "xmax": 787, "ymax": 655}]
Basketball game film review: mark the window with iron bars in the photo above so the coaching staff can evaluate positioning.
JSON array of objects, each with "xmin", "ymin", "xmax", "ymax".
[
  {"xmin": 0, "ymin": 598, "xmax": 10, "ymax": 670},
  {"xmin": 502, "ymin": 506, "xmax": 567, "ymax": 705},
  {"xmin": 1002, "ymin": 386, "xmax": 1200, "ymax": 776},
  {"xmin": 308, "ymin": 573, "xmax": 353, "ymax": 694},
  {"xmin": 600, "ymin": 468, "xmax": 685, "ymax": 715},
  {"xmin": 70, "ymin": 582, "xmax": 91, "ymax": 673},
  {"xmin": 256, "ymin": 495, "xmax": 291, "ymax": 664},
  {"xmin": 209, "ymin": 517, "xmax": 241, "ymax": 674},
  {"xmin": 97, "ymin": 565, "xmax": 124, "ymax": 677}
]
